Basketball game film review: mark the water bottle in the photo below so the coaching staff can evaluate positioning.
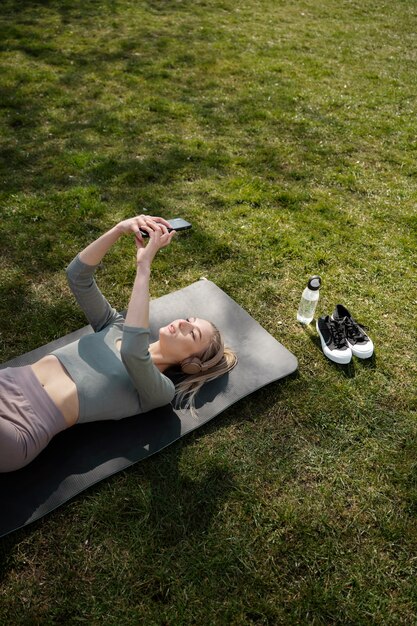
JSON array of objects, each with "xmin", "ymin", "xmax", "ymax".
[{"xmin": 297, "ymin": 275, "xmax": 321, "ymax": 324}]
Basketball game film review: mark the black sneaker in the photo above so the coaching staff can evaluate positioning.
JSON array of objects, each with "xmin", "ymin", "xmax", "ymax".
[
  {"xmin": 332, "ymin": 304, "xmax": 374, "ymax": 359},
  {"xmin": 316, "ymin": 315, "xmax": 352, "ymax": 364}
]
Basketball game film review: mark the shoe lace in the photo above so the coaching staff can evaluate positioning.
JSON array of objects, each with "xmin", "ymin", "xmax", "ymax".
[
  {"xmin": 329, "ymin": 318, "xmax": 347, "ymax": 348},
  {"xmin": 344, "ymin": 317, "xmax": 368, "ymax": 341}
]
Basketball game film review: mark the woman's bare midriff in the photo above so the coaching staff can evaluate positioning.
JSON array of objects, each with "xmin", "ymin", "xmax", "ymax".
[{"xmin": 31, "ymin": 355, "xmax": 79, "ymax": 427}]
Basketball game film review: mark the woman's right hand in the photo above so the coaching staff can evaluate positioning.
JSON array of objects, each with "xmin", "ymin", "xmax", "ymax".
[
  {"xmin": 116, "ymin": 215, "xmax": 171, "ymax": 239},
  {"xmin": 135, "ymin": 228, "xmax": 176, "ymax": 267}
]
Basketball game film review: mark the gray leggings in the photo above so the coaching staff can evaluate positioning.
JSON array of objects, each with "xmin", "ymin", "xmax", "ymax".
[{"xmin": 0, "ymin": 365, "xmax": 68, "ymax": 472}]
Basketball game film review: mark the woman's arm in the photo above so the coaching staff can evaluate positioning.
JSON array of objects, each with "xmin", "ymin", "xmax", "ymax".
[
  {"xmin": 121, "ymin": 229, "xmax": 176, "ymax": 410},
  {"xmin": 120, "ymin": 327, "xmax": 176, "ymax": 412},
  {"xmin": 66, "ymin": 255, "xmax": 122, "ymax": 332},
  {"xmin": 78, "ymin": 214, "xmax": 171, "ymax": 267},
  {"xmin": 68, "ymin": 215, "xmax": 171, "ymax": 331},
  {"xmin": 124, "ymin": 228, "xmax": 175, "ymax": 328}
]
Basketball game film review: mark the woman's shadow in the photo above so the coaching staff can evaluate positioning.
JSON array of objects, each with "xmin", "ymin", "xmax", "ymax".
[{"xmin": 0, "ymin": 402, "xmax": 238, "ymax": 580}]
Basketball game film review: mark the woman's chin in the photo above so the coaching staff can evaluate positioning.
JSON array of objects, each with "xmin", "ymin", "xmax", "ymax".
[{"xmin": 159, "ymin": 327, "xmax": 176, "ymax": 346}]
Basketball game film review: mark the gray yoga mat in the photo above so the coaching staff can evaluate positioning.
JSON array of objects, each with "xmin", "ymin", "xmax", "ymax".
[{"xmin": 0, "ymin": 280, "xmax": 297, "ymax": 537}]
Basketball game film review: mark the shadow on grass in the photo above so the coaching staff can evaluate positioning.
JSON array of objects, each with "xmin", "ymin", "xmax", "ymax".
[
  {"xmin": 0, "ymin": 439, "xmax": 237, "ymax": 579},
  {"xmin": 0, "ymin": 376, "xmax": 290, "ymax": 587},
  {"xmin": 0, "ymin": 11, "xmax": 232, "ymax": 195},
  {"xmin": 0, "ymin": 279, "xmax": 82, "ymax": 359},
  {"xmin": 0, "ymin": 0, "xmax": 349, "ymax": 201},
  {"xmin": 0, "ymin": 387, "xmax": 275, "ymax": 568},
  {"xmin": 139, "ymin": 452, "xmax": 237, "ymax": 549}
]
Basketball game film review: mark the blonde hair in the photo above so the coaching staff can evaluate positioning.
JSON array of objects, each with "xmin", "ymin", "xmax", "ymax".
[{"xmin": 174, "ymin": 323, "xmax": 238, "ymax": 416}]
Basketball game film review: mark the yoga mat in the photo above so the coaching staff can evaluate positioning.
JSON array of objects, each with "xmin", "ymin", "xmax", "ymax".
[{"xmin": 0, "ymin": 280, "xmax": 297, "ymax": 537}]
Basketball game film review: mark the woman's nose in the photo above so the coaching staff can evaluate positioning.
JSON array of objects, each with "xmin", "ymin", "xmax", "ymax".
[{"xmin": 179, "ymin": 319, "xmax": 193, "ymax": 334}]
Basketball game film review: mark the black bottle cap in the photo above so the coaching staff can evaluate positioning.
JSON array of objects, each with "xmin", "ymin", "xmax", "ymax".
[{"xmin": 307, "ymin": 275, "xmax": 321, "ymax": 290}]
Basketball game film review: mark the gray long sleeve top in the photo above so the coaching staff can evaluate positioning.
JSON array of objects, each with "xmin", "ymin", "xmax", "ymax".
[{"xmin": 51, "ymin": 255, "xmax": 175, "ymax": 423}]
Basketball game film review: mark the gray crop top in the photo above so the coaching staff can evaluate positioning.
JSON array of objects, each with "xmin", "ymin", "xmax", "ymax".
[{"xmin": 51, "ymin": 255, "xmax": 175, "ymax": 423}]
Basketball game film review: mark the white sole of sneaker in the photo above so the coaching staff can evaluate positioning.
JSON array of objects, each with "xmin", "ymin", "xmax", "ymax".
[
  {"xmin": 316, "ymin": 321, "xmax": 352, "ymax": 365},
  {"xmin": 348, "ymin": 341, "xmax": 374, "ymax": 359}
]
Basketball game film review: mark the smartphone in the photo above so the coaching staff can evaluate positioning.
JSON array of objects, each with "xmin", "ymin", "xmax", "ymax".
[{"xmin": 139, "ymin": 218, "xmax": 192, "ymax": 237}]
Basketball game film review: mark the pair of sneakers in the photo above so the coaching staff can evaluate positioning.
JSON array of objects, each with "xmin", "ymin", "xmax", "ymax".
[{"xmin": 316, "ymin": 304, "xmax": 374, "ymax": 364}]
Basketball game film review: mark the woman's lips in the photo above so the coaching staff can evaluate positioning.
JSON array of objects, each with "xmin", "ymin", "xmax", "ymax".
[{"xmin": 169, "ymin": 324, "xmax": 175, "ymax": 334}]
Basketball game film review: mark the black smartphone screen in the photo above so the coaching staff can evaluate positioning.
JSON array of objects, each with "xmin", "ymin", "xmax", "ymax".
[{"xmin": 139, "ymin": 218, "xmax": 192, "ymax": 237}]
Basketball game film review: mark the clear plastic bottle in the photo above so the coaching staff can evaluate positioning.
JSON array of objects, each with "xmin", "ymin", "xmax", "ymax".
[{"xmin": 297, "ymin": 275, "xmax": 321, "ymax": 324}]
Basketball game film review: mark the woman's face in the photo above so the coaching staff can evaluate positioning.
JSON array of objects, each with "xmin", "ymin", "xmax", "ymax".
[{"xmin": 159, "ymin": 317, "xmax": 214, "ymax": 364}]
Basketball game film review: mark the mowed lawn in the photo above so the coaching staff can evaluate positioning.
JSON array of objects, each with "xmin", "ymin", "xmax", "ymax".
[{"xmin": 0, "ymin": 0, "xmax": 416, "ymax": 623}]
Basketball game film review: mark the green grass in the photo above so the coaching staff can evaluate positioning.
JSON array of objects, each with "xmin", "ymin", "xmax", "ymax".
[{"xmin": 1, "ymin": 0, "xmax": 416, "ymax": 623}]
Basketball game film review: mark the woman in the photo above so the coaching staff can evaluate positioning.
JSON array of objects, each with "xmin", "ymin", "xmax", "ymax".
[{"xmin": 0, "ymin": 215, "xmax": 237, "ymax": 472}]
